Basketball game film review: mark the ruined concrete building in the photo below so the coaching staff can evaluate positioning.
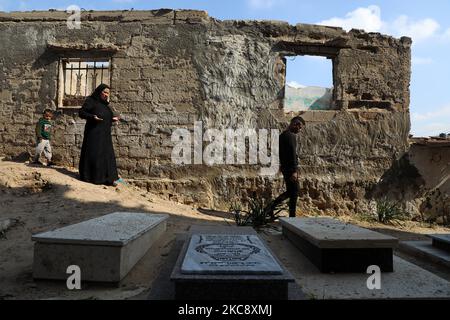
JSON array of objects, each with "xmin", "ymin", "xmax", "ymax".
[{"xmin": 0, "ymin": 9, "xmax": 421, "ymax": 216}]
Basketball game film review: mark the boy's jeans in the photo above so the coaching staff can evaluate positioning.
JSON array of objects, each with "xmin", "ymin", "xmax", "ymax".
[{"xmin": 34, "ymin": 139, "xmax": 52, "ymax": 162}]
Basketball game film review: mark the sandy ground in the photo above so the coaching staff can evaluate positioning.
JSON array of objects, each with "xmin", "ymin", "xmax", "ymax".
[{"xmin": 0, "ymin": 159, "xmax": 449, "ymax": 300}]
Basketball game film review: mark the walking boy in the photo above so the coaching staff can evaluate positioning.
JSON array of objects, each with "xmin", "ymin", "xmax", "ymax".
[{"xmin": 33, "ymin": 109, "xmax": 54, "ymax": 166}]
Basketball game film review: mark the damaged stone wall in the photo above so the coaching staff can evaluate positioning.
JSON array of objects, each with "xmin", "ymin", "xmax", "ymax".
[
  {"xmin": 0, "ymin": 10, "xmax": 412, "ymax": 215},
  {"xmin": 409, "ymin": 140, "xmax": 450, "ymax": 224},
  {"xmin": 369, "ymin": 138, "xmax": 449, "ymax": 225}
]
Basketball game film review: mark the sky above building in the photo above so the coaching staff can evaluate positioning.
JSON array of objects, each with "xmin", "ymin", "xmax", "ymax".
[{"xmin": 1, "ymin": 0, "xmax": 449, "ymax": 137}]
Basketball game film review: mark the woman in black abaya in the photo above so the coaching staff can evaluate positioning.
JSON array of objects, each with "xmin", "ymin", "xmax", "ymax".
[{"xmin": 79, "ymin": 84, "xmax": 121, "ymax": 185}]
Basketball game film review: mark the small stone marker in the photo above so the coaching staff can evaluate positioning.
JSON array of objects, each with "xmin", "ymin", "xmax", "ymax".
[
  {"xmin": 32, "ymin": 212, "xmax": 168, "ymax": 283},
  {"xmin": 280, "ymin": 217, "xmax": 398, "ymax": 273}
]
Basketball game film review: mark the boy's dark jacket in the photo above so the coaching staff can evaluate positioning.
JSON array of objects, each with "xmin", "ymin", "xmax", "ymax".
[{"xmin": 35, "ymin": 118, "xmax": 52, "ymax": 140}]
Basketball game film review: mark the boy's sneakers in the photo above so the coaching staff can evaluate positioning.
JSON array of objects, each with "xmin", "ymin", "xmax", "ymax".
[
  {"xmin": 32, "ymin": 160, "xmax": 56, "ymax": 167},
  {"xmin": 113, "ymin": 178, "xmax": 126, "ymax": 187}
]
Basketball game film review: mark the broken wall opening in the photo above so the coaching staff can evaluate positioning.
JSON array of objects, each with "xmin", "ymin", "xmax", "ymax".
[{"xmin": 284, "ymin": 55, "xmax": 334, "ymax": 112}]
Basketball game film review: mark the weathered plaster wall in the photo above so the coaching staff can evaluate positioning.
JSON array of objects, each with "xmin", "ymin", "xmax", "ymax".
[
  {"xmin": 409, "ymin": 142, "xmax": 449, "ymax": 224},
  {"xmin": 0, "ymin": 10, "xmax": 412, "ymax": 215}
]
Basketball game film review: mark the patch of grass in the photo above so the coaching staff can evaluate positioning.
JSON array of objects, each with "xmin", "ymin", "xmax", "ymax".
[
  {"xmin": 376, "ymin": 198, "xmax": 407, "ymax": 224},
  {"xmin": 307, "ymin": 292, "xmax": 318, "ymax": 300},
  {"xmin": 230, "ymin": 193, "xmax": 287, "ymax": 228}
]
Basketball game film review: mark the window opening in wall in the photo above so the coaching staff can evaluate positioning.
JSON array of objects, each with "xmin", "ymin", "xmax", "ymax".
[
  {"xmin": 58, "ymin": 58, "xmax": 111, "ymax": 108},
  {"xmin": 284, "ymin": 55, "xmax": 333, "ymax": 112}
]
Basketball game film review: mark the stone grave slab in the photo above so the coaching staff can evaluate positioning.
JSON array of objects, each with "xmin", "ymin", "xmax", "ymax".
[
  {"xmin": 399, "ymin": 240, "xmax": 450, "ymax": 268},
  {"xmin": 181, "ymin": 234, "xmax": 283, "ymax": 275},
  {"xmin": 32, "ymin": 212, "xmax": 168, "ymax": 283},
  {"xmin": 429, "ymin": 234, "xmax": 450, "ymax": 252},
  {"xmin": 280, "ymin": 217, "xmax": 398, "ymax": 273},
  {"xmin": 171, "ymin": 225, "xmax": 294, "ymax": 300}
]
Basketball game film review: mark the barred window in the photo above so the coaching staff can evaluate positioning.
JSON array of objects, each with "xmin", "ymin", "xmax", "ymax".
[{"xmin": 57, "ymin": 58, "xmax": 111, "ymax": 108}]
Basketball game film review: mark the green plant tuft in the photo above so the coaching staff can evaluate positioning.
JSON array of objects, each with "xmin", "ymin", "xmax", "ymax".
[
  {"xmin": 376, "ymin": 197, "xmax": 407, "ymax": 224},
  {"xmin": 230, "ymin": 193, "xmax": 288, "ymax": 228}
]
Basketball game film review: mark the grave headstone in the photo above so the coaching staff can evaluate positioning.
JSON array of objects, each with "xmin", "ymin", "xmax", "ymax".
[
  {"xmin": 171, "ymin": 226, "xmax": 294, "ymax": 300},
  {"xmin": 181, "ymin": 234, "xmax": 283, "ymax": 275}
]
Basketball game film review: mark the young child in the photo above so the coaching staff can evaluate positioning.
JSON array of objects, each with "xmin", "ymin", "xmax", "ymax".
[{"xmin": 33, "ymin": 109, "xmax": 54, "ymax": 166}]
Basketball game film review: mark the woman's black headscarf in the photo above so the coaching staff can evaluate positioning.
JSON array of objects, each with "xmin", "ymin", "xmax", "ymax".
[{"xmin": 90, "ymin": 83, "xmax": 110, "ymax": 103}]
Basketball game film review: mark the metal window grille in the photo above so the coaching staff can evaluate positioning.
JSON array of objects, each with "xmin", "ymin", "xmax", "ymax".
[{"xmin": 60, "ymin": 58, "xmax": 110, "ymax": 107}]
